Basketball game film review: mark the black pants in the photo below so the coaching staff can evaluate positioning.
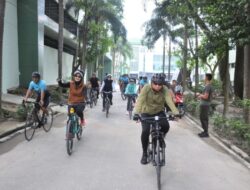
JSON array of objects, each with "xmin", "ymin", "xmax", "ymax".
[
  {"xmin": 200, "ymin": 105, "xmax": 209, "ymax": 133},
  {"xmin": 141, "ymin": 112, "xmax": 170, "ymax": 153},
  {"xmin": 35, "ymin": 95, "xmax": 50, "ymax": 110},
  {"xmin": 127, "ymin": 95, "xmax": 136, "ymax": 111},
  {"xmin": 91, "ymin": 87, "xmax": 99, "ymax": 98},
  {"xmin": 103, "ymin": 93, "xmax": 113, "ymax": 108},
  {"xmin": 68, "ymin": 103, "xmax": 85, "ymax": 121}
]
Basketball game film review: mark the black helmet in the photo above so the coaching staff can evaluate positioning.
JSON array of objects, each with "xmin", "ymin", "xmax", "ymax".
[
  {"xmin": 129, "ymin": 78, "xmax": 136, "ymax": 83},
  {"xmin": 32, "ymin": 71, "xmax": 40, "ymax": 78},
  {"xmin": 151, "ymin": 73, "xmax": 165, "ymax": 85}
]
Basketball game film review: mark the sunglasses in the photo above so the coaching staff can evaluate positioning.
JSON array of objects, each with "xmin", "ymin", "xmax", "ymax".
[{"xmin": 153, "ymin": 82, "xmax": 163, "ymax": 86}]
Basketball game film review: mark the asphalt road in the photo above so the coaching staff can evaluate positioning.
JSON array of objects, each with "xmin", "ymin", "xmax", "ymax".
[{"xmin": 0, "ymin": 93, "xmax": 250, "ymax": 190}]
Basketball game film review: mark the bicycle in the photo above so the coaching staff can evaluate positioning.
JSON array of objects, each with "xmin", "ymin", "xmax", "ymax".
[
  {"xmin": 120, "ymin": 82, "xmax": 127, "ymax": 101},
  {"xmin": 89, "ymin": 88, "xmax": 98, "ymax": 107},
  {"xmin": 126, "ymin": 94, "xmax": 137, "ymax": 120},
  {"xmin": 139, "ymin": 114, "xmax": 177, "ymax": 190},
  {"xmin": 65, "ymin": 105, "xmax": 84, "ymax": 155},
  {"xmin": 102, "ymin": 91, "xmax": 112, "ymax": 118},
  {"xmin": 23, "ymin": 100, "xmax": 53, "ymax": 141}
]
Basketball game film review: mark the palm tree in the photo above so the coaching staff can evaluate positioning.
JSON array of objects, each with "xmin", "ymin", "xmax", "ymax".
[
  {"xmin": 0, "ymin": 0, "xmax": 6, "ymax": 117},
  {"xmin": 68, "ymin": 0, "xmax": 127, "ymax": 71}
]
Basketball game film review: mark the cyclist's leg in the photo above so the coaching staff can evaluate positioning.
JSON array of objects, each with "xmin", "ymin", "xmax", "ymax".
[
  {"xmin": 102, "ymin": 93, "xmax": 106, "ymax": 110},
  {"xmin": 127, "ymin": 97, "xmax": 130, "ymax": 111},
  {"xmin": 158, "ymin": 112, "xmax": 170, "ymax": 135},
  {"xmin": 140, "ymin": 113, "xmax": 151, "ymax": 164},
  {"xmin": 109, "ymin": 93, "xmax": 113, "ymax": 105},
  {"xmin": 75, "ymin": 103, "xmax": 85, "ymax": 126}
]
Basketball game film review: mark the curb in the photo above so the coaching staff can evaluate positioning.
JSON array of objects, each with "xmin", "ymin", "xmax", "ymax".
[
  {"xmin": 184, "ymin": 113, "xmax": 250, "ymax": 170},
  {"xmin": 0, "ymin": 112, "xmax": 64, "ymax": 143}
]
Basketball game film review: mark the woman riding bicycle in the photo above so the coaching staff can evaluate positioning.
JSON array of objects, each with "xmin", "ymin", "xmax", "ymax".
[
  {"xmin": 57, "ymin": 70, "xmax": 87, "ymax": 127},
  {"xmin": 125, "ymin": 78, "xmax": 137, "ymax": 114},
  {"xmin": 133, "ymin": 73, "xmax": 179, "ymax": 165}
]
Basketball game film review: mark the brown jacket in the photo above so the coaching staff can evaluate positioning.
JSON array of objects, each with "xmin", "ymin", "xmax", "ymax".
[{"xmin": 68, "ymin": 81, "xmax": 86, "ymax": 104}]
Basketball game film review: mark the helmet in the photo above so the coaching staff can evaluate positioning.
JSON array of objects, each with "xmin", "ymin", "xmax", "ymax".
[
  {"xmin": 151, "ymin": 73, "xmax": 165, "ymax": 85},
  {"xmin": 74, "ymin": 70, "xmax": 84, "ymax": 78},
  {"xmin": 129, "ymin": 78, "xmax": 136, "ymax": 83},
  {"xmin": 107, "ymin": 74, "xmax": 112, "ymax": 78},
  {"xmin": 143, "ymin": 75, "xmax": 147, "ymax": 79},
  {"xmin": 32, "ymin": 71, "xmax": 40, "ymax": 78}
]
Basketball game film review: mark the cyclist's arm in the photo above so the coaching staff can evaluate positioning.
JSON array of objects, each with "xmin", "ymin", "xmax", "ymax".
[
  {"xmin": 40, "ymin": 90, "xmax": 45, "ymax": 103},
  {"xmin": 58, "ymin": 80, "xmax": 70, "ymax": 88},
  {"xmin": 100, "ymin": 82, "xmax": 105, "ymax": 92},
  {"xmin": 164, "ymin": 88, "xmax": 179, "ymax": 114},
  {"xmin": 112, "ymin": 82, "xmax": 115, "ymax": 91},
  {"xmin": 24, "ymin": 82, "xmax": 34, "ymax": 100},
  {"xmin": 135, "ymin": 85, "xmax": 148, "ymax": 113}
]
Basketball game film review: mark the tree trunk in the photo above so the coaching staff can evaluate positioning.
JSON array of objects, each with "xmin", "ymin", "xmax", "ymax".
[
  {"xmin": 81, "ymin": 11, "xmax": 89, "ymax": 73},
  {"xmin": 0, "ymin": 0, "xmax": 6, "ymax": 117},
  {"xmin": 168, "ymin": 36, "xmax": 171, "ymax": 81},
  {"xmin": 182, "ymin": 20, "xmax": 188, "ymax": 90},
  {"xmin": 218, "ymin": 44, "xmax": 230, "ymax": 117},
  {"xmin": 243, "ymin": 3, "xmax": 250, "ymax": 123},
  {"xmin": 195, "ymin": 22, "xmax": 199, "ymax": 96},
  {"xmin": 162, "ymin": 33, "xmax": 166, "ymax": 74},
  {"xmin": 58, "ymin": 0, "xmax": 64, "ymax": 79},
  {"xmin": 234, "ymin": 44, "xmax": 244, "ymax": 99},
  {"xmin": 243, "ymin": 44, "xmax": 250, "ymax": 123}
]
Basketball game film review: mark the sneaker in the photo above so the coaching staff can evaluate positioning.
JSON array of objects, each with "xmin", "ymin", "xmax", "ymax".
[
  {"xmin": 198, "ymin": 132, "xmax": 209, "ymax": 138},
  {"xmin": 140, "ymin": 152, "xmax": 148, "ymax": 165}
]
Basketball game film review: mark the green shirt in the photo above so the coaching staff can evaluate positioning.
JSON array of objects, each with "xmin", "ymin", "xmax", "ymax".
[
  {"xmin": 200, "ymin": 84, "xmax": 213, "ymax": 106},
  {"xmin": 135, "ymin": 84, "xmax": 179, "ymax": 115}
]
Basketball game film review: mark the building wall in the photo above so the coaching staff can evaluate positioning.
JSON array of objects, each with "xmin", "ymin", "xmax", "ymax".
[
  {"xmin": 2, "ymin": 0, "xmax": 19, "ymax": 92},
  {"xmin": 43, "ymin": 46, "xmax": 73, "ymax": 85}
]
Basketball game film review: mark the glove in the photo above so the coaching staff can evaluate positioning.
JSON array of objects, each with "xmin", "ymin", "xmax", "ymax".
[{"xmin": 133, "ymin": 114, "xmax": 140, "ymax": 121}]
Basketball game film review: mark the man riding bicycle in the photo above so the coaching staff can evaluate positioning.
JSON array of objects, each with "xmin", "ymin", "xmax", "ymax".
[
  {"xmin": 89, "ymin": 72, "xmax": 100, "ymax": 99},
  {"xmin": 57, "ymin": 70, "xmax": 87, "ymax": 127},
  {"xmin": 119, "ymin": 74, "xmax": 129, "ymax": 93},
  {"xmin": 133, "ymin": 73, "xmax": 179, "ymax": 165},
  {"xmin": 100, "ymin": 74, "xmax": 115, "ymax": 112},
  {"xmin": 24, "ymin": 71, "xmax": 51, "ymax": 115}
]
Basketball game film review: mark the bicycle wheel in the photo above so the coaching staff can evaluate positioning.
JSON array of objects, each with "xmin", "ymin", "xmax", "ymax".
[
  {"xmin": 66, "ymin": 121, "xmax": 73, "ymax": 155},
  {"xmin": 93, "ymin": 92, "xmax": 98, "ymax": 106},
  {"xmin": 24, "ymin": 112, "xmax": 38, "ymax": 141},
  {"xmin": 76, "ymin": 125, "xmax": 83, "ymax": 140},
  {"xmin": 43, "ymin": 107, "xmax": 54, "ymax": 132},
  {"xmin": 156, "ymin": 139, "xmax": 161, "ymax": 190},
  {"xmin": 105, "ymin": 99, "xmax": 110, "ymax": 118}
]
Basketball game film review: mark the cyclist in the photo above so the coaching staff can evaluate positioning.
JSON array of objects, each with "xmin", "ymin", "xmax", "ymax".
[
  {"xmin": 57, "ymin": 70, "xmax": 87, "ymax": 127},
  {"xmin": 119, "ymin": 74, "xmax": 129, "ymax": 93},
  {"xmin": 100, "ymin": 74, "xmax": 115, "ymax": 112},
  {"xmin": 125, "ymin": 78, "xmax": 137, "ymax": 114},
  {"xmin": 89, "ymin": 72, "xmax": 100, "ymax": 99},
  {"xmin": 139, "ymin": 76, "xmax": 148, "ymax": 93},
  {"xmin": 133, "ymin": 73, "xmax": 179, "ymax": 165},
  {"xmin": 24, "ymin": 71, "xmax": 51, "ymax": 115}
]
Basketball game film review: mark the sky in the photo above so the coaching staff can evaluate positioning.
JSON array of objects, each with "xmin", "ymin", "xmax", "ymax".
[{"xmin": 123, "ymin": 0, "xmax": 155, "ymax": 41}]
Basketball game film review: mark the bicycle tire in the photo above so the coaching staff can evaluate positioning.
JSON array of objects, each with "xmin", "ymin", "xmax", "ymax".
[
  {"xmin": 76, "ymin": 126, "xmax": 83, "ymax": 140},
  {"xmin": 156, "ymin": 139, "xmax": 161, "ymax": 190},
  {"xmin": 43, "ymin": 107, "xmax": 54, "ymax": 132},
  {"xmin": 66, "ymin": 120, "xmax": 73, "ymax": 155},
  {"xmin": 105, "ymin": 99, "xmax": 110, "ymax": 118},
  {"xmin": 24, "ymin": 112, "xmax": 38, "ymax": 141}
]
